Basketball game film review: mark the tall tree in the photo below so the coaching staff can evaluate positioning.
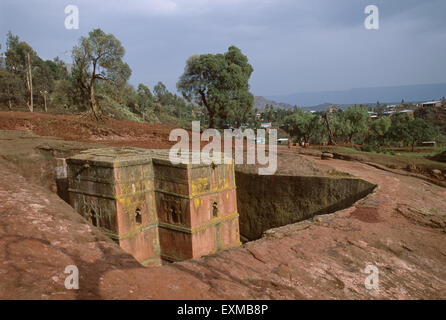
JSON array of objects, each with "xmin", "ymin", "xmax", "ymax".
[
  {"xmin": 136, "ymin": 83, "xmax": 154, "ymax": 120},
  {"xmin": 0, "ymin": 68, "xmax": 22, "ymax": 110},
  {"xmin": 45, "ymin": 57, "xmax": 69, "ymax": 81},
  {"xmin": 386, "ymin": 113, "xmax": 434, "ymax": 150},
  {"xmin": 153, "ymin": 81, "xmax": 168, "ymax": 103},
  {"xmin": 342, "ymin": 105, "xmax": 370, "ymax": 143},
  {"xmin": 177, "ymin": 46, "xmax": 254, "ymax": 128},
  {"xmin": 34, "ymin": 58, "xmax": 54, "ymax": 111},
  {"xmin": 285, "ymin": 109, "xmax": 324, "ymax": 144},
  {"xmin": 26, "ymin": 51, "xmax": 33, "ymax": 111},
  {"xmin": 368, "ymin": 116, "xmax": 391, "ymax": 145},
  {"xmin": 406, "ymin": 118, "xmax": 436, "ymax": 152},
  {"xmin": 72, "ymin": 28, "xmax": 131, "ymax": 120},
  {"xmin": 4, "ymin": 31, "xmax": 37, "ymax": 111}
]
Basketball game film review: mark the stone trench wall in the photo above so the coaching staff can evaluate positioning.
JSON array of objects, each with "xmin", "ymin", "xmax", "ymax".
[
  {"xmin": 1, "ymin": 146, "xmax": 92, "ymax": 204},
  {"xmin": 235, "ymin": 171, "xmax": 376, "ymax": 241},
  {"xmin": 0, "ymin": 132, "xmax": 377, "ymax": 254}
]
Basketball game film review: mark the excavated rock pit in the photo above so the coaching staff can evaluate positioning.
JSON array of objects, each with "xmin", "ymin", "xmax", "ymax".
[
  {"xmin": 236, "ymin": 171, "xmax": 376, "ymax": 241},
  {"xmin": 0, "ymin": 130, "xmax": 376, "ymax": 258}
]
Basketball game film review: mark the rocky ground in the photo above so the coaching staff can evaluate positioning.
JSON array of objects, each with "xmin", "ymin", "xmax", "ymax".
[{"xmin": 0, "ymin": 112, "xmax": 445, "ymax": 299}]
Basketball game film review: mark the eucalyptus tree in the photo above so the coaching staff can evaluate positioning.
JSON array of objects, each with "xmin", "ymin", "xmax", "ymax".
[
  {"xmin": 177, "ymin": 46, "xmax": 254, "ymax": 128},
  {"xmin": 72, "ymin": 28, "xmax": 131, "ymax": 120}
]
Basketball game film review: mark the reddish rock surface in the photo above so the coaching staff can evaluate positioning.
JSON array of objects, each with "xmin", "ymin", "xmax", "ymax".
[
  {"xmin": 0, "ymin": 112, "xmax": 445, "ymax": 299},
  {"xmin": 1, "ymin": 151, "xmax": 445, "ymax": 299}
]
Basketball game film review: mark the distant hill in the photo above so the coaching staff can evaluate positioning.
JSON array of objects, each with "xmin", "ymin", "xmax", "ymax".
[
  {"xmin": 254, "ymin": 99, "xmax": 363, "ymax": 113},
  {"xmin": 266, "ymin": 83, "xmax": 446, "ymax": 107},
  {"xmin": 254, "ymin": 96, "xmax": 293, "ymax": 111},
  {"xmin": 300, "ymin": 103, "xmax": 333, "ymax": 112},
  {"xmin": 254, "ymin": 98, "xmax": 363, "ymax": 113}
]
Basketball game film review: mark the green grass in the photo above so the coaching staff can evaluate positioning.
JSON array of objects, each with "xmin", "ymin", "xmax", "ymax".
[
  {"xmin": 399, "ymin": 152, "xmax": 437, "ymax": 158},
  {"xmin": 389, "ymin": 146, "xmax": 446, "ymax": 158}
]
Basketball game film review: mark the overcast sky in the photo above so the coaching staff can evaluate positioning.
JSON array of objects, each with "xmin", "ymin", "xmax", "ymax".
[{"xmin": 1, "ymin": 0, "xmax": 445, "ymax": 96}]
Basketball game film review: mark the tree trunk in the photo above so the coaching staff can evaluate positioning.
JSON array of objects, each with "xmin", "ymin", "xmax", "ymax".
[
  {"xmin": 40, "ymin": 91, "xmax": 48, "ymax": 112},
  {"xmin": 27, "ymin": 52, "xmax": 33, "ymax": 112},
  {"xmin": 89, "ymin": 81, "xmax": 101, "ymax": 121},
  {"xmin": 349, "ymin": 133, "xmax": 354, "ymax": 145},
  {"xmin": 88, "ymin": 60, "xmax": 102, "ymax": 121},
  {"xmin": 199, "ymin": 89, "xmax": 215, "ymax": 128},
  {"xmin": 324, "ymin": 113, "xmax": 335, "ymax": 145},
  {"xmin": 208, "ymin": 112, "xmax": 216, "ymax": 129}
]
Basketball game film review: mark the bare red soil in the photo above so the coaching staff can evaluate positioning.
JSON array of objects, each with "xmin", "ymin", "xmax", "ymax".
[{"xmin": 0, "ymin": 112, "xmax": 176, "ymax": 149}]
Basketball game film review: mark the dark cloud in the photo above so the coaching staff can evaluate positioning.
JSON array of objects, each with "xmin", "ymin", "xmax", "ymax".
[{"xmin": 1, "ymin": 0, "xmax": 445, "ymax": 96}]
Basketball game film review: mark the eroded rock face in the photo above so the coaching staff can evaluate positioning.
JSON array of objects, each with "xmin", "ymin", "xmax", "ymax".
[
  {"xmin": 236, "ymin": 172, "xmax": 376, "ymax": 240},
  {"xmin": 0, "ymin": 130, "xmax": 100, "ymax": 198}
]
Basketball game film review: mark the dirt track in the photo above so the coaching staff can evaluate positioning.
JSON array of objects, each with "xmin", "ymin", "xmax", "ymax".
[{"xmin": 0, "ymin": 112, "xmax": 445, "ymax": 299}]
